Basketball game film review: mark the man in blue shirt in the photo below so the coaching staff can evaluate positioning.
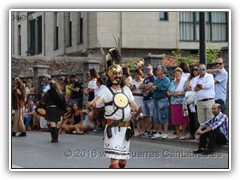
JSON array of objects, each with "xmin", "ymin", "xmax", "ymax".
[
  {"xmin": 193, "ymin": 103, "xmax": 228, "ymax": 154},
  {"xmin": 69, "ymin": 74, "xmax": 83, "ymax": 109},
  {"xmin": 151, "ymin": 65, "xmax": 170, "ymax": 139},
  {"xmin": 139, "ymin": 64, "xmax": 156, "ymax": 137},
  {"xmin": 207, "ymin": 58, "xmax": 228, "ymax": 112}
]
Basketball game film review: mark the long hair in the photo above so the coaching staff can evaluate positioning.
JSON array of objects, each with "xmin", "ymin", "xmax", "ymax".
[
  {"xmin": 179, "ymin": 61, "xmax": 190, "ymax": 73},
  {"xmin": 189, "ymin": 64, "xmax": 199, "ymax": 81},
  {"xmin": 89, "ymin": 68, "xmax": 99, "ymax": 79},
  {"xmin": 49, "ymin": 81, "xmax": 66, "ymax": 110}
]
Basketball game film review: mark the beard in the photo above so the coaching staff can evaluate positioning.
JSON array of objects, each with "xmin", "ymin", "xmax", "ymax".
[{"xmin": 112, "ymin": 77, "xmax": 122, "ymax": 85}]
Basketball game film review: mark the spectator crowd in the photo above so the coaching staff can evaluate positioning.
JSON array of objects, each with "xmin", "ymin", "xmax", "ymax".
[{"xmin": 11, "ymin": 57, "xmax": 229, "ymax": 153}]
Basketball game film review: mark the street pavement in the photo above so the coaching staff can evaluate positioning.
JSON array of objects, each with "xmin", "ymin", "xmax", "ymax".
[{"xmin": 11, "ymin": 131, "xmax": 229, "ymax": 169}]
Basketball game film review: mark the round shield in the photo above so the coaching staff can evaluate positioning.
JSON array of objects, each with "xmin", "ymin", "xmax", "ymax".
[
  {"xmin": 113, "ymin": 92, "xmax": 129, "ymax": 109},
  {"xmin": 36, "ymin": 107, "xmax": 46, "ymax": 116}
]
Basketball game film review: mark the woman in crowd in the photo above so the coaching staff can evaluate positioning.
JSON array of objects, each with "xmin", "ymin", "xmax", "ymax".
[
  {"xmin": 129, "ymin": 68, "xmax": 144, "ymax": 136},
  {"xmin": 61, "ymin": 103, "xmax": 83, "ymax": 134},
  {"xmin": 184, "ymin": 65, "xmax": 199, "ymax": 139},
  {"xmin": 179, "ymin": 61, "xmax": 191, "ymax": 80},
  {"xmin": 42, "ymin": 80, "xmax": 66, "ymax": 143},
  {"xmin": 59, "ymin": 76, "xmax": 66, "ymax": 96},
  {"xmin": 122, "ymin": 66, "xmax": 132, "ymax": 87},
  {"xmin": 167, "ymin": 67, "xmax": 189, "ymax": 139},
  {"xmin": 74, "ymin": 104, "xmax": 96, "ymax": 134},
  {"xmin": 58, "ymin": 104, "xmax": 73, "ymax": 134},
  {"xmin": 65, "ymin": 76, "xmax": 72, "ymax": 104},
  {"xmin": 25, "ymin": 79, "xmax": 35, "ymax": 101},
  {"xmin": 85, "ymin": 68, "xmax": 99, "ymax": 102},
  {"xmin": 12, "ymin": 77, "xmax": 27, "ymax": 137}
]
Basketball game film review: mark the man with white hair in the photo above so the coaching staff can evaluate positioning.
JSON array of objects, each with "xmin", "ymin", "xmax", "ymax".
[
  {"xmin": 151, "ymin": 65, "xmax": 170, "ymax": 139},
  {"xmin": 194, "ymin": 64, "xmax": 215, "ymax": 124}
]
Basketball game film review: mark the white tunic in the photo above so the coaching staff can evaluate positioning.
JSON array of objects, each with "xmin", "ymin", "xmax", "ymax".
[{"xmin": 97, "ymin": 86, "xmax": 134, "ymax": 159}]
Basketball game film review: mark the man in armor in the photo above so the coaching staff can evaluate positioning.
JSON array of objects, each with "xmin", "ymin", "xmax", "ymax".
[{"xmin": 87, "ymin": 48, "xmax": 138, "ymax": 168}]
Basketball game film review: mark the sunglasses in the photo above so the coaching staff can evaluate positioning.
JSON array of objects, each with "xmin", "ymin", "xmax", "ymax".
[
  {"xmin": 215, "ymin": 62, "xmax": 223, "ymax": 65},
  {"xmin": 145, "ymin": 68, "xmax": 151, "ymax": 71},
  {"xmin": 193, "ymin": 68, "xmax": 198, "ymax": 71},
  {"xmin": 199, "ymin": 68, "xmax": 206, "ymax": 71}
]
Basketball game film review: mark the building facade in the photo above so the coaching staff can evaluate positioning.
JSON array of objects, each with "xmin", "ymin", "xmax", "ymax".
[{"xmin": 11, "ymin": 11, "xmax": 229, "ymax": 59}]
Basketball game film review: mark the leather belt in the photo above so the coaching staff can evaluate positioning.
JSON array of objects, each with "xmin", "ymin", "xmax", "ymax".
[
  {"xmin": 154, "ymin": 97, "xmax": 166, "ymax": 100},
  {"xmin": 47, "ymin": 105, "xmax": 57, "ymax": 108},
  {"xmin": 106, "ymin": 119, "xmax": 130, "ymax": 127},
  {"xmin": 133, "ymin": 93, "xmax": 143, "ymax": 97},
  {"xmin": 199, "ymin": 98, "xmax": 214, "ymax": 101}
]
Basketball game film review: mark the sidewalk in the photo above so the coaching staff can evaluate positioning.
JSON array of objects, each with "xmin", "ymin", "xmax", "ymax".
[{"xmin": 86, "ymin": 129, "xmax": 229, "ymax": 153}]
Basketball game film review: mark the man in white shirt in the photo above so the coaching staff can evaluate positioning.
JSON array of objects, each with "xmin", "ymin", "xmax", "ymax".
[
  {"xmin": 42, "ymin": 74, "xmax": 51, "ymax": 94},
  {"xmin": 93, "ymin": 78, "xmax": 106, "ymax": 131},
  {"xmin": 194, "ymin": 64, "xmax": 215, "ymax": 124}
]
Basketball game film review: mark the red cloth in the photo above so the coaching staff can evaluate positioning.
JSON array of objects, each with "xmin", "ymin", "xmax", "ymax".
[{"xmin": 171, "ymin": 104, "xmax": 189, "ymax": 125}]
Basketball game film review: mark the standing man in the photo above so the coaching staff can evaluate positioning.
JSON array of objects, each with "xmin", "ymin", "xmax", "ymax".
[
  {"xmin": 69, "ymin": 74, "xmax": 83, "ymax": 109},
  {"xmin": 151, "ymin": 65, "xmax": 170, "ymax": 139},
  {"xmin": 139, "ymin": 64, "xmax": 156, "ymax": 137},
  {"xmin": 92, "ymin": 78, "xmax": 106, "ymax": 131},
  {"xmin": 42, "ymin": 74, "xmax": 51, "ymax": 94},
  {"xmin": 207, "ymin": 58, "xmax": 228, "ymax": 112},
  {"xmin": 87, "ymin": 48, "xmax": 138, "ymax": 169},
  {"xmin": 193, "ymin": 103, "xmax": 228, "ymax": 154},
  {"xmin": 194, "ymin": 64, "xmax": 215, "ymax": 124}
]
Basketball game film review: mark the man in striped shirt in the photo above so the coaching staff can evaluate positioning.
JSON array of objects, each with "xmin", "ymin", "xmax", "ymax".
[{"xmin": 193, "ymin": 103, "xmax": 228, "ymax": 154}]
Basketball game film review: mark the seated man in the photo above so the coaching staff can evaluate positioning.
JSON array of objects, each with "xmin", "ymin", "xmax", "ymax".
[
  {"xmin": 24, "ymin": 101, "xmax": 36, "ymax": 130},
  {"xmin": 193, "ymin": 103, "xmax": 228, "ymax": 154}
]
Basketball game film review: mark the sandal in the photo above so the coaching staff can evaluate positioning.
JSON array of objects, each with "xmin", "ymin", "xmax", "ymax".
[
  {"xmin": 178, "ymin": 136, "xmax": 186, "ymax": 140},
  {"xmin": 77, "ymin": 131, "xmax": 84, "ymax": 135},
  {"xmin": 186, "ymin": 135, "xmax": 195, "ymax": 140}
]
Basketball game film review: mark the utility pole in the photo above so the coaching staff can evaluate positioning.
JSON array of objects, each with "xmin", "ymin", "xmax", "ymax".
[{"xmin": 199, "ymin": 12, "xmax": 206, "ymax": 65}]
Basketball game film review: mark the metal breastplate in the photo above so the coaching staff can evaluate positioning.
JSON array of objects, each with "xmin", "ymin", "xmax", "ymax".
[{"xmin": 104, "ymin": 87, "xmax": 129, "ymax": 121}]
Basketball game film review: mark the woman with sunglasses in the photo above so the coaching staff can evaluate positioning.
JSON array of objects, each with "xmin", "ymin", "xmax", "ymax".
[{"xmin": 185, "ymin": 65, "xmax": 199, "ymax": 139}]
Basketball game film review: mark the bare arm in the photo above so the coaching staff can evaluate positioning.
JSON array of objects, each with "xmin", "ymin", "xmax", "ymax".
[
  {"xmin": 69, "ymin": 86, "xmax": 80, "ymax": 92},
  {"xmin": 86, "ymin": 96, "xmax": 104, "ymax": 109},
  {"xmin": 130, "ymin": 100, "xmax": 139, "ymax": 118},
  {"xmin": 185, "ymin": 80, "xmax": 192, "ymax": 91}
]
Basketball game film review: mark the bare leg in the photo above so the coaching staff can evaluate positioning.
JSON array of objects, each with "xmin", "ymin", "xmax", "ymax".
[
  {"xmin": 175, "ymin": 125, "xmax": 180, "ymax": 137},
  {"xmin": 163, "ymin": 123, "xmax": 168, "ymax": 133},
  {"xmin": 180, "ymin": 124, "xmax": 186, "ymax": 136},
  {"xmin": 157, "ymin": 123, "xmax": 162, "ymax": 133},
  {"xmin": 109, "ymin": 158, "xmax": 119, "ymax": 168},
  {"xmin": 119, "ymin": 159, "xmax": 127, "ymax": 168}
]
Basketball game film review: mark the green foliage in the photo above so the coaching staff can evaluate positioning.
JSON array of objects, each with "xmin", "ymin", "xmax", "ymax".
[
  {"xmin": 125, "ymin": 59, "xmax": 136, "ymax": 70},
  {"xmin": 206, "ymin": 48, "xmax": 221, "ymax": 64},
  {"xmin": 172, "ymin": 47, "xmax": 221, "ymax": 65},
  {"xmin": 171, "ymin": 49, "xmax": 197, "ymax": 65}
]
